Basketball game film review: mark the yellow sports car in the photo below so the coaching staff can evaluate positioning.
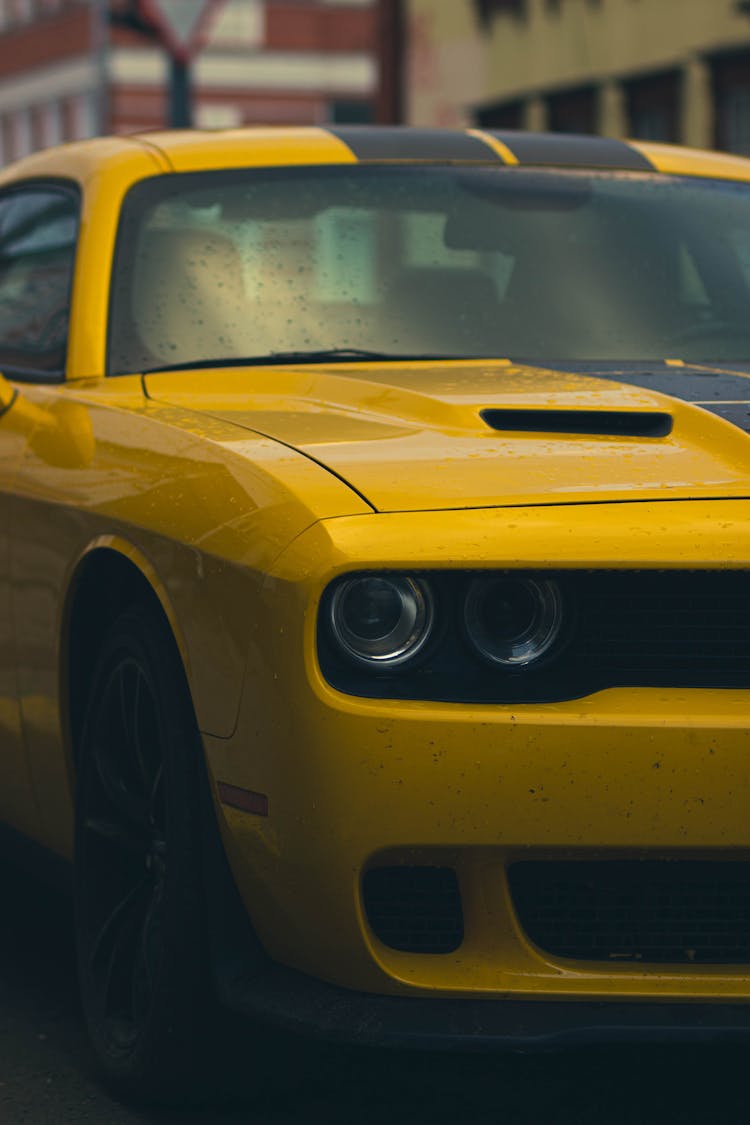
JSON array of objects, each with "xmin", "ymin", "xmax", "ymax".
[{"xmin": 4, "ymin": 124, "xmax": 750, "ymax": 1099}]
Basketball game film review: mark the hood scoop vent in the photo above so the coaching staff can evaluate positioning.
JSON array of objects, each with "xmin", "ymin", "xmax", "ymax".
[{"xmin": 480, "ymin": 408, "xmax": 673, "ymax": 439}]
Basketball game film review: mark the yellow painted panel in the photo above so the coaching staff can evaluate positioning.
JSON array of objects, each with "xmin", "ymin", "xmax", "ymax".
[
  {"xmin": 143, "ymin": 126, "xmax": 358, "ymax": 172},
  {"xmin": 632, "ymin": 141, "xmax": 750, "ymax": 184}
]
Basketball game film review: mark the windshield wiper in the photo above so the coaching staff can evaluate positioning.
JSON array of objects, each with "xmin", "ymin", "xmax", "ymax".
[{"xmin": 142, "ymin": 348, "xmax": 453, "ymax": 374}]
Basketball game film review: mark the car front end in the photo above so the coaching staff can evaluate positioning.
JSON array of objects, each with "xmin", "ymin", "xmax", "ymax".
[
  {"xmin": 100, "ymin": 129, "xmax": 750, "ymax": 1044},
  {"xmin": 9, "ymin": 122, "xmax": 750, "ymax": 1059},
  {"xmin": 196, "ymin": 483, "xmax": 749, "ymax": 1043}
]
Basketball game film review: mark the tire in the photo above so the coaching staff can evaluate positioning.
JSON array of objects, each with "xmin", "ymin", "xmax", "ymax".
[{"xmin": 74, "ymin": 602, "xmax": 209, "ymax": 1104}]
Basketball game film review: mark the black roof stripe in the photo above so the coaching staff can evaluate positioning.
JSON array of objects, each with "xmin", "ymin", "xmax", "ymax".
[
  {"xmin": 490, "ymin": 131, "xmax": 655, "ymax": 171},
  {"xmin": 326, "ymin": 126, "xmax": 504, "ymax": 162}
]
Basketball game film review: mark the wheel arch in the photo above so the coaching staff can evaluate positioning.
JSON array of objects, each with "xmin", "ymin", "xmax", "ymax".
[
  {"xmin": 63, "ymin": 537, "xmax": 266, "ymax": 1016},
  {"xmin": 62, "ymin": 536, "xmax": 191, "ymax": 776}
]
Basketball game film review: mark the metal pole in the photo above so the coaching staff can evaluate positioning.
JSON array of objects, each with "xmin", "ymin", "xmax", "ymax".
[
  {"xmin": 376, "ymin": 0, "xmax": 404, "ymax": 124},
  {"xmin": 91, "ymin": 0, "xmax": 110, "ymax": 135},
  {"xmin": 169, "ymin": 55, "xmax": 192, "ymax": 128}
]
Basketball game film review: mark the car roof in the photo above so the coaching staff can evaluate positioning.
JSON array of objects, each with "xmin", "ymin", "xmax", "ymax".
[{"xmin": 3, "ymin": 125, "xmax": 750, "ymax": 185}]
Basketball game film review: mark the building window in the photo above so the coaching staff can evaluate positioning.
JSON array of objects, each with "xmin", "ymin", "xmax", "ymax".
[
  {"xmin": 7, "ymin": 0, "xmax": 33, "ymax": 24},
  {"xmin": 475, "ymin": 100, "xmax": 523, "ymax": 129},
  {"xmin": 195, "ymin": 103, "xmax": 243, "ymax": 129},
  {"xmin": 713, "ymin": 53, "xmax": 750, "ymax": 155},
  {"xmin": 0, "ymin": 119, "xmax": 10, "ymax": 166},
  {"xmin": 725, "ymin": 87, "xmax": 750, "ymax": 153},
  {"xmin": 473, "ymin": 0, "xmax": 525, "ymax": 28},
  {"xmin": 625, "ymin": 71, "xmax": 679, "ymax": 143},
  {"xmin": 548, "ymin": 86, "xmax": 596, "ymax": 134},
  {"xmin": 329, "ymin": 100, "xmax": 374, "ymax": 124},
  {"xmin": 206, "ymin": 0, "xmax": 263, "ymax": 48},
  {"xmin": 36, "ymin": 102, "xmax": 63, "ymax": 150},
  {"xmin": 69, "ymin": 93, "xmax": 95, "ymax": 141},
  {"xmin": 9, "ymin": 109, "xmax": 32, "ymax": 160}
]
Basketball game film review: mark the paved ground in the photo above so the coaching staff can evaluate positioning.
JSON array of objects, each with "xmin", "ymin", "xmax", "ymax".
[{"xmin": 0, "ymin": 857, "xmax": 747, "ymax": 1124}]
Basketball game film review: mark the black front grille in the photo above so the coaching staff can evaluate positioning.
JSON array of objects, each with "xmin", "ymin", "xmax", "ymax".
[
  {"xmin": 362, "ymin": 866, "xmax": 463, "ymax": 954},
  {"xmin": 319, "ymin": 568, "xmax": 750, "ymax": 703},
  {"xmin": 509, "ymin": 861, "xmax": 750, "ymax": 964}
]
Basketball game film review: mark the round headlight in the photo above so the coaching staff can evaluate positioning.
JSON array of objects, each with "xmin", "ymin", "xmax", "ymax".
[
  {"xmin": 464, "ymin": 575, "xmax": 562, "ymax": 667},
  {"xmin": 329, "ymin": 575, "xmax": 433, "ymax": 667}
]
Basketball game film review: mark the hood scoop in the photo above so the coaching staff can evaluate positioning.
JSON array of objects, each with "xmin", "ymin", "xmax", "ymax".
[
  {"xmin": 145, "ymin": 362, "xmax": 750, "ymax": 513},
  {"xmin": 480, "ymin": 408, "xmax": 673, "ymax": 438}
]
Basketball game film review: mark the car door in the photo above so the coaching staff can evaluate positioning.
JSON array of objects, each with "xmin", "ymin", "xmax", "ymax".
[{"xmin": 0, "ymin": 182, "xmax": 79, "ymax": 842}]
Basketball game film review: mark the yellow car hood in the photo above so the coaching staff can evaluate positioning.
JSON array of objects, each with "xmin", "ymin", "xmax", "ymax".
[{"xmin": 145, "ymin": 361, "xmax": 750, "ymax": 512}]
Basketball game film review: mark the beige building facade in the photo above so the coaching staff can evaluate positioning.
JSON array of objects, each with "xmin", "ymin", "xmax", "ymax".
[{"xmin": 406, "ymin": 0, "xmax": 750, "ymax": 152}]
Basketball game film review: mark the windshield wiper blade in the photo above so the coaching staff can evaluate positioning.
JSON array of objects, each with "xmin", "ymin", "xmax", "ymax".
[
  {"xmin": 141, "ymin": 348, "xmax": 452, "ymax": 374},
  {"xmin": 263, "ymin": 348, "xmax": 444, "ymax": 364}
]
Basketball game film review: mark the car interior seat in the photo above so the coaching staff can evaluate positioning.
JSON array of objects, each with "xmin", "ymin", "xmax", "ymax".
[
  {"xmin": 381, "ymin": 265, "xmax": 501, "ymax": 355},
  {"xmin": 499, "ymin": 231, "xmax": 678, "ymax": 360},
  {"xmin": 130, "ymin": 228, "xmax": 249, "ymax": 369}
]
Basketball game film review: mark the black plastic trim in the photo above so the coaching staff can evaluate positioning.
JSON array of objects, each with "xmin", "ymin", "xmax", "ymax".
[
  {"xmin": 481, "ymin": 408, "xmax": 673, "ymax": 437},
  {"xmin": 215, "ymin": 957, "xmax": 750, "ymax": 1049},
  {"xmin": 510, "ymin": 860, "xmax": 750, "ymax": 965},
  {"xmin": 363, "ymin": 866, "xmax": 464, "ymax": 954}
]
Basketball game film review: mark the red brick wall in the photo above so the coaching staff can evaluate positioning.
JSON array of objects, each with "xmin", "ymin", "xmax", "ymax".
[
  {"xmin": 265, "ymin": 3, "xmax": 376, "ymax": 52},
  {"xmin": 0, "ymin": 4, "xmax": 90, "ymax": 80}
]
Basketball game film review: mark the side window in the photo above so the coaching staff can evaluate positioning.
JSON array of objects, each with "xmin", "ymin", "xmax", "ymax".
[{"xmin": 0, "ymin": 186, "xmax": 78, "ymax": 379}]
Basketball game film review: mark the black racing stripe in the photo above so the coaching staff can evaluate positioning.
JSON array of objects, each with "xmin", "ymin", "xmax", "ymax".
[
  {"xmin": 566, "ymin": 368, "xmax": 750, "ymax": 402},
  {"xmin": 699, "ymin": 403, "xmax": 750, "ymax": 432},
  {"xmin": 326, "ymin": 126, "xmax": 503, "ymax": 162},
  {"xmin": 491, "ymin": 131, "xmax": 655, "ymax": 171},
  {"xmin": 540, "ymin": 364, "xmax": 750, "ymax": 436}
]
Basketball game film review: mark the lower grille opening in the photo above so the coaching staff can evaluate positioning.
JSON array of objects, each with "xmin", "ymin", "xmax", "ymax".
[
  {"xmin": 509, "ymin": 861, "xmax": 750, "ymax": 964},
  {"xmin": 363, "ymin": 865, "xmax": 463, "ymax": 954}
]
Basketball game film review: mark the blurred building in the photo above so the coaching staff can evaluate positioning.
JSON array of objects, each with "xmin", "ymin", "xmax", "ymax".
[
  {"xmin": 0, "ymin": 0, "xmax": 397, "ymax": 165},
  {"xmin": 406, "ymin": 0, "xmax": 750, "ymax": 152}
]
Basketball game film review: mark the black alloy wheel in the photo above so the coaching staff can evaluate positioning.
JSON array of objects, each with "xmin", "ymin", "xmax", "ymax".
[{"xmin": 75, "ymin": 602, "xmax": 208, "ymax": 1102}]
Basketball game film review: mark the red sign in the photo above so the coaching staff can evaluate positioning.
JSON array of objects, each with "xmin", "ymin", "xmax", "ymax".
[{"xmin": 137, "ymin": 0, "xmax": 224, "ymax": 63}]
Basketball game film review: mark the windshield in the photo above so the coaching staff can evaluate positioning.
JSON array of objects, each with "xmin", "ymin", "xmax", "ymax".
[{"xmin": 108, "ymin": 165, "xmax": 750, "ymax": 373}]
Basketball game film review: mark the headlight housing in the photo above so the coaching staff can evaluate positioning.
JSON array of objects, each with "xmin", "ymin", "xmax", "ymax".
[
  {"xmin": 463, "ymin": 575, "xmax": 563, "ymax": 666},
  {"xmin": 319, "ymin": 569, "xmax": 750, "ymax": 704},
  {"xmin": 329, "ymin": 574, "xmax": 434, "ymax": 668}
]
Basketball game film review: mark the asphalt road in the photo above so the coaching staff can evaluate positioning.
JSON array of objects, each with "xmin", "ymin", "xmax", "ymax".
[{"xmin": 0, "ymin": 857, "xmax": 747, "ymax": 1125}]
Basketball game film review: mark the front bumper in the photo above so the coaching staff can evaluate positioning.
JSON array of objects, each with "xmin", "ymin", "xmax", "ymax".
[
  {"xmin": 217, "ymin": 957, "xmax": 750, "ymax": 1048},
  {"xmin": 205, "ymin": 499, "xmax": 750, "ymax": 1007}
]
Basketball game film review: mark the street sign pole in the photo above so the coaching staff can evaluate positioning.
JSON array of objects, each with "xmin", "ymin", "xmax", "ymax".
[
  {"xmin": 169, "ymin": 55, "xmax": 192, "ymax": 128},
  {"xmin": 135, "ymin": 0, "xmax": 224, "ymax": 129}
]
